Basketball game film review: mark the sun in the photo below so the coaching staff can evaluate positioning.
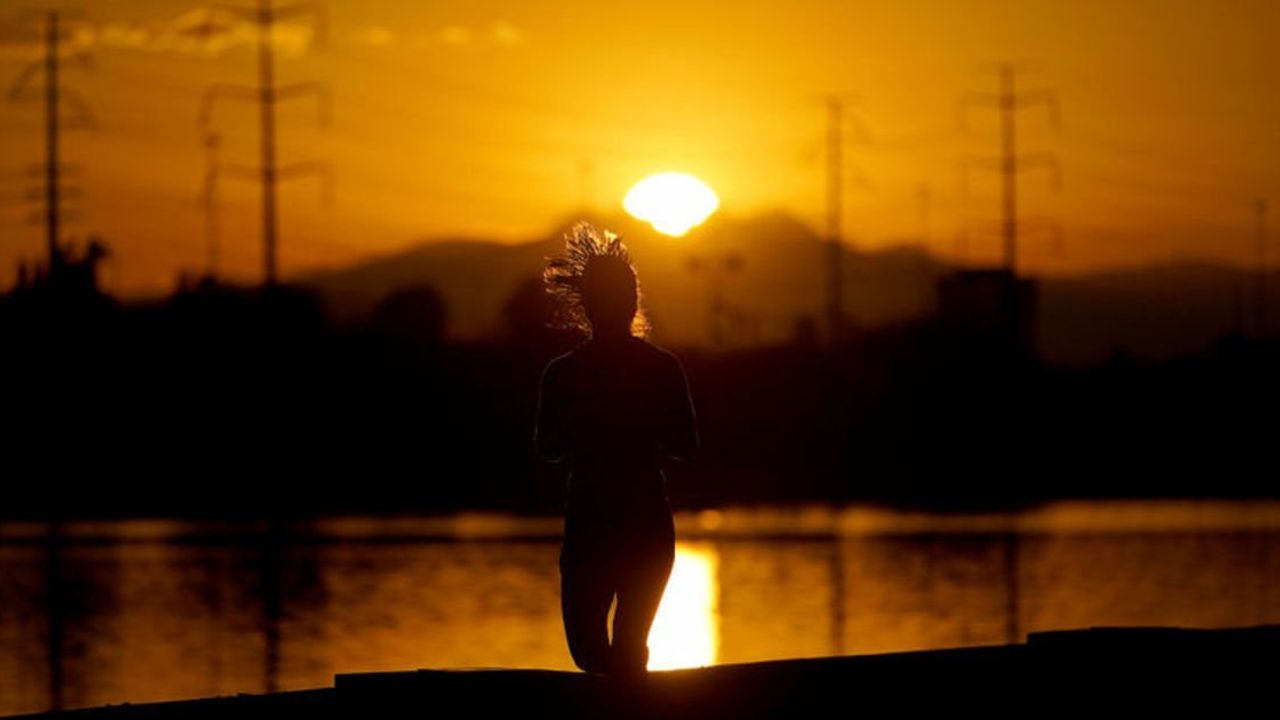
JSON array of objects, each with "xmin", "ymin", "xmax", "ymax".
[{"xmin": 623, "ymin": 172, "xmax": 719, "ymax": 237}]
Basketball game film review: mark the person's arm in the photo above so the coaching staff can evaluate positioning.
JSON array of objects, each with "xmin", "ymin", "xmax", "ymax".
[
  {"xmin": 534, "ymin": 357, "xmax": 572, "ymax": 462},
  {"xmin": 660, "ymin": 354, "xmax": 698, "ymax": 462}
]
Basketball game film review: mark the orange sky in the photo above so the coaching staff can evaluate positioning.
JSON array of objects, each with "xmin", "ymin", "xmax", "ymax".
[{"xmin": 0, "ymin": 0, "xmax": 1277, "ymax": 294}]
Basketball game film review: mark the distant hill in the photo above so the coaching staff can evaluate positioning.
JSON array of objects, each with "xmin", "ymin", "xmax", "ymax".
[
  {"xmin": 301, "ymin": 211, "xmax": 949, "ymax": 347},
  {"xmin": 301, "ymin": 212, "xmax": 1271, "ymax": 365},
  {"xmin": 304, "ymin": 234, "xmax": 559, "ymax": 339}
]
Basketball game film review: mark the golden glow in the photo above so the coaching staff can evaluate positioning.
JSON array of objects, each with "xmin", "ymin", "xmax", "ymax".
[
  {"xmin": 623, "ymin": 173, "xmax": 720, "ymax": 237},
  {"xmin": 646, "ymin": 543, "xmax": 719, "ymax": 670}
]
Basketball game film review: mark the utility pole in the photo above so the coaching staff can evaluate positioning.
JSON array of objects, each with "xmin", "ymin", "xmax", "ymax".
[
  {"xmin": 687, "ymin": 253, "xmax": 744, "ymax": 348},
  {"xmin": 916, "ymin": 183, "xmax": 934, "ymax": 307},
  {"xmin": 916, "ymin": 183, "xmax": 932, "ymax": 247},
  {"xmin": 202, "ymin": 133, "xmax": 222, "ymax": 280},
  {"xmin": 199, "ymin": 0, "xmax": 329, "ymax": 286},
  {"xmin": 824, "ymin": 96, "xmax": 845, "ymax": 342},
  {"xmin": 577, "ymin": 159, "xmax": 596, "ymax": 214},
  {"xmin": 43, "ymin": 12, "xmax": 59, "ymax": 268},
  {"xmin": 256, "ymin": 3, "xmax": 279, "ymax": 286},
  {"xmin": 1255, "ymin": 197, "xmax": 1270, "ymax": 337},
  {"xmin": 811, "ymin": 93, "xmax": 869, "ymax": 342},
  {"xmin": 960, "ymin": 63, "xmax": 1060, "ymax": 275},
  {"xmin": 7, "ymin": 10, "xmax": 93, "ymax": 275}
]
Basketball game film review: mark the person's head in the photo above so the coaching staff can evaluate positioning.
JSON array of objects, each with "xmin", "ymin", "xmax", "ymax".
[{"xmin": 544, "ymin": 222, "xmax": 648, "ymax": 339}]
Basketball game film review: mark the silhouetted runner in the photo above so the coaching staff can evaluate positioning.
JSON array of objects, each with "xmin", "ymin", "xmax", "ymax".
[{"xmin": 535, "ymin": 222, "xmax": 697, "ymax": 676}]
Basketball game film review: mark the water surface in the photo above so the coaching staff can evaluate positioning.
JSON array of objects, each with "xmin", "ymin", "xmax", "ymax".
[{"xmin": 2, "ymin": 501, "xmax": 1277, "ymax": 715}]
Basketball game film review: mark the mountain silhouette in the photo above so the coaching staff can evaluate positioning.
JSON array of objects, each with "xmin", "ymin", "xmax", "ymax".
[
  {"xmin": 301, "ymin": 211, "xmax": 946, "ymax": 346},
  {"xmin": 300, "ymin": 212, "xmax": 1273, "ymax": 364}
]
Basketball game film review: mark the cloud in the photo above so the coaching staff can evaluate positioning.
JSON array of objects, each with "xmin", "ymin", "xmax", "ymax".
[
  {"xmin": 423, "ymin": 22, "xmax": 527, "ymax": 49},
  {"xmin": 490, "ymin": 21, "xmax": 524, "ymax": 46},
  {"xmin": 437, "ymin": 25, "xmax": 472, "ymax": 46},
  {"xmin": 351, "ymin": 25, "xmax": 396, "ymax": 49},
  {"xmin": 12, "ymin": 14, "xmax": 535, "ymax": 56},
  {"xmin": 0, "ymin": 10, "xmax": 321, "ymax": 59}
]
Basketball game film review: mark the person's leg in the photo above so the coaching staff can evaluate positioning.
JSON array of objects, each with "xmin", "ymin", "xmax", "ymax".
[
  {"xmin": 611, "ymin": 528, "xmax": 675, "ymax": 675},
  {"xmin": 560, "ymin": 543, "xmax": 615, "ymax": 674}
]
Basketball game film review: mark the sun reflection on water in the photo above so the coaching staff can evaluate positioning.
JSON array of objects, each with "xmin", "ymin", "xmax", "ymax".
[{"xmin": 647, "ymin": 542, "xmax": 719, "ymax": 670}]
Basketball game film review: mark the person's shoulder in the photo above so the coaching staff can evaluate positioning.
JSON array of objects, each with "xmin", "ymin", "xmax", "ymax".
[
  {"xmin": 630, "ymin": 337, "xmax": 685, "ymax": 372},
  {"xmin": 541, "ymin": 343, "xmax": 585, "ymax": 378}
]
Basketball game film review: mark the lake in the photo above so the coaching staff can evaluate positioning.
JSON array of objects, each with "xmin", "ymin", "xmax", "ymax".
[{"xmin": 2, "ymin": 501, "xmax": 1278, "ymax": 715}]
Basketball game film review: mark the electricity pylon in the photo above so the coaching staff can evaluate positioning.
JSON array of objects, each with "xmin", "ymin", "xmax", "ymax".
[
  {"xmin": 198, "ymin": 0, "xmax": 330, "ymax": 286},
  {"xmin": 201, "ymin": 132, "xmax": 222, "ymax": 280},
  {"xmin": 1255, "ymin": 197, "xmax": 1270, "ymax": 337},
  {"xmin": 817, "ymin": 94, "xmax": 868, "ymax": 343},
  {"xmin": 960, "ymin": 63, "xmax": 1061, "ymax": 275},
  {"xmin": 825, "ymin": 97, "xmax": 845, "ymax": 342},
  {"xmin": 7, "ymin": 10, "xmax": 93, "ymax": 273}
]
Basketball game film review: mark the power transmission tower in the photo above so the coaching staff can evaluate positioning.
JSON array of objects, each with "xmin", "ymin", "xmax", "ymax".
[
  {"xmin": 916, "ymin": 183, "xmax": 933, "ymax": 247},
  {"xmin": 198, "ymin": 0, "xmax": 329, "ymax": 286},
  {"xmin": 960, "ymin": 63, "xmax": 1061, "ymax": 275},
  {"xmin": 1255, "ymin": 197, "xmax": 1270, "ymax": 337},
  {"xmin": 687, "ymin": 252, "xmax": 745, "ymax": 348},
  {"xmin": 201, "ymin": 132, "xmax": 222, "ymax": 280},
  {"xmin": 824, "ymin": 97, "xmax": 845, "ymax": 342},
  {"xmin": 7, "ymin": 10, "xmax": 93, "ymax": 275},
  {"xmin": 577, "ymin": 159, "xmax": 596, "ymax": 214},
  {"xmin": 813, "ymin": 94, "xmax": 872, "ymax": 343}
]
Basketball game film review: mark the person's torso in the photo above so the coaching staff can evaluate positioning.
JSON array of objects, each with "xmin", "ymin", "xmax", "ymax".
[{"xmin": 558, "ymin": 337, "xmax": 675, "ymax": 514}]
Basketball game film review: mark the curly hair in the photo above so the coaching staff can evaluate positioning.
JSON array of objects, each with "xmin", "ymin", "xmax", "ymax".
[{"xmin": 543, "ymin": 221, "xmax": 650, "ymax": 338}]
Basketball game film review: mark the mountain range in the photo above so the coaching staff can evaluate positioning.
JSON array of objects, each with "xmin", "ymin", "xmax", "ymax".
[{"xmin": 301, "ymin": 211, "xmax": 1271, "ymax": 365}]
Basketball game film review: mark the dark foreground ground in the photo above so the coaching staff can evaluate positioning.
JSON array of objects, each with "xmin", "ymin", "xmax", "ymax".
[{"xmin": 8, "ymin": 626, "xmax": 1277, "ymax": 720}]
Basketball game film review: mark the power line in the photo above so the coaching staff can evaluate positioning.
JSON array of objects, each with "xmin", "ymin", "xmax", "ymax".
[
  {"xmin": 960, "ymin": 63, "xmax": 1061, "ymax": 275},
  {"xmin": 197, "ymin": 0, "xmax": 329, "ymax": 287},
  {"xmin": 1068, "ymin": 128, "xmax": 1280, "ymax": 187}
]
